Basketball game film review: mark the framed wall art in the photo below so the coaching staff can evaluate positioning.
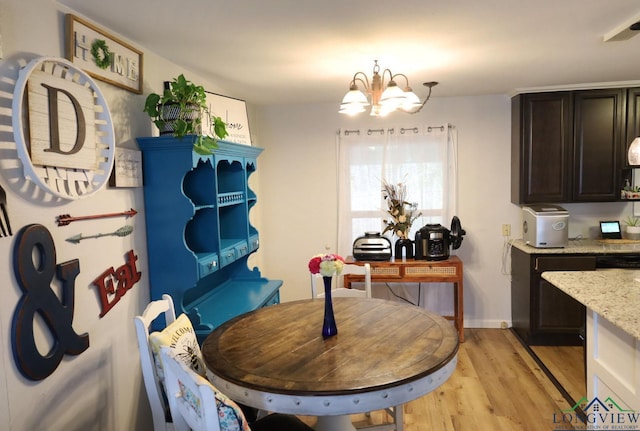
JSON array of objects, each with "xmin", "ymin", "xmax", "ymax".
[
  {"xmin": 109, "ymin": 148, "xmax": 143, "ymax": 188},
  {"xmin": 65, "ymin": 14, "xmax": 143, "ymax": 94},
  {"xmin": 204, "ymin": 92, "xmax": 252, "ymax": 146}
]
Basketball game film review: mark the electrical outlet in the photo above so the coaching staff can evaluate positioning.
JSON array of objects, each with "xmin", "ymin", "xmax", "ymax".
[{"xmin": 502, "ymin": 224, "xmax": 511, "ymax": 237}]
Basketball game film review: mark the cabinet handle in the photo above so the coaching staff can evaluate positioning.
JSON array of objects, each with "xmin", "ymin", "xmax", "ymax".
[{"xmin": 208, "ymin": 261, "xmax": 217, "ymax": 269}]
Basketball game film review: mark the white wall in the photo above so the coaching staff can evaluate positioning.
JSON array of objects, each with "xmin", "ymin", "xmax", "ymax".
[
  {"xmin": 0, "ymin": 1, "xmax": 237, "ymax": 430},
  {"xmin": 252, "ymin": 96, "xmax": 634, "ymax": 328}
]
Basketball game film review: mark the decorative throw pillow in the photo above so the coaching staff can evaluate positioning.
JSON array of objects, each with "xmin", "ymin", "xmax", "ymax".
[{"xmin": 149, "ymin": 313, "xmax": 206, "ymax": 381}]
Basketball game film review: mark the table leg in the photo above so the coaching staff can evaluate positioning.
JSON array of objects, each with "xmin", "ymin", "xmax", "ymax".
[{"xmin": 315, "ymin": 415, "xmax": 356, "ymax": 431}]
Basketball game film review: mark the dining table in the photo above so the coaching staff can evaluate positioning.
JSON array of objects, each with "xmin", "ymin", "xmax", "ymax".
[{"xmin": 201, "ymin": 297, "xmax": 459, "ymax": 431}]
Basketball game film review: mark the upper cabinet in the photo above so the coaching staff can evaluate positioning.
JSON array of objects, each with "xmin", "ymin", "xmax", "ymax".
[
  {"xmin": 511, "ymin": 92, "xmax": 572, "ymax": 203},
  {"xmin": 627, "ymin": 87, "xmax": 640, "ymax": 151},
  {"xmin": 511, "ymin": 88, "xmax": 629, "ymax": 204},
  {"xmin": 137, "ymin": 136, "xmax": 282, "ymax": 341}
]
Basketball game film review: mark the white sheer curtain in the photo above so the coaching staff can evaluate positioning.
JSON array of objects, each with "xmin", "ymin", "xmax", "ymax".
[
  {"xmin": 336, "ymin": 124, "xmax": 458, "ymax": 314},
  {"xmin": 336, "ymin": 124, "xmax": 457, "ymax": 257}
]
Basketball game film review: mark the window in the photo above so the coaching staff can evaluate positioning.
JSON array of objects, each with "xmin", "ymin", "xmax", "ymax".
[{"xmin": 337, "ymin": 125, "xmax": 457, "ymax": 257}]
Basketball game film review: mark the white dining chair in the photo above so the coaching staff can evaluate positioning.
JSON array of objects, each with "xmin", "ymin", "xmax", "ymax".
[
  {"xmin": 159, "ymin": 346, "xmax": 314, "ymax": 431},
  {"xmin": 134, "ymin": 294, "xmax": 177, "ymax": 431},
  {"xmin": 310, "ymin": 262, "xmax": 373, "ymax": 299},
  {"xmin": 310, "ymin": 262, "xmax": 403, "ymax": 431}
]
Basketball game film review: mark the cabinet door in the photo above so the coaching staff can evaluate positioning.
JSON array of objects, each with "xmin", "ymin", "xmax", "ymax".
[
  {"xmin": 511, "ymin": 92, "xmax": 572, "ymax": 204},
  {"xmin": 573, "ymin": 89, "xmax": 625, "ymax": 201},
  {"xmin": 626, "ymin": 87, "xmax": 640, "ymax": 155}
]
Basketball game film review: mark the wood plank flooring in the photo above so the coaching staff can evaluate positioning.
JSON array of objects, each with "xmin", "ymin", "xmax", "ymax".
[
  {"xmin": 530, "ymin": 345, "xmax": 585, "ymax": 405},
  {"xmin": 298, "ymin": 328, "xmax": 575, "ymax": 430}
]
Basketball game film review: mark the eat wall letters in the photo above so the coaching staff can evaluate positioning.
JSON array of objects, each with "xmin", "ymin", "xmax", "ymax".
[
  {"xmin": 92, "ymin": 249, "xmax": 141, "ymax": 317},
  {"xmin": 12, "ymin": 224, "xmax": 90, "ymax": 381}
]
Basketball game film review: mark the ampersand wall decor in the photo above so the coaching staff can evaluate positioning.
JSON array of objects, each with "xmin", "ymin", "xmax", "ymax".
[{"xmin": 12, "ymin": 224, "xmax": 90, "ymax": 380}]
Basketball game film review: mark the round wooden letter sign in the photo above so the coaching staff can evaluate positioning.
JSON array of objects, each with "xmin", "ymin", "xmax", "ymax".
[{"xmin": 12, "ymin": 56, "xmax": 115, "ymax": 200}]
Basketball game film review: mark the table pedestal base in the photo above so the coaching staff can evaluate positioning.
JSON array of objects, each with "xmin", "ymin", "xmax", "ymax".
[{"xmin": 315, "ymin": 415, "xmax": 356, "ymax": 431}]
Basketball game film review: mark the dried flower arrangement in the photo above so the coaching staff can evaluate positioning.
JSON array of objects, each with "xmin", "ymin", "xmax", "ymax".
[{"xmin": 381, "ymin": 179, "xmax": 421, "ymax": 240}]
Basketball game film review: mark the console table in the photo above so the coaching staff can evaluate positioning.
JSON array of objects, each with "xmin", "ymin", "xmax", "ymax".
[{"xmin": 345, "ymin": 256, "xmax": 464, "ymax": 342}]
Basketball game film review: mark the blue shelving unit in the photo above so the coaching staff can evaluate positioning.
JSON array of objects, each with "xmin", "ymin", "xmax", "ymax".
[{"xmin": 137, "ymin": 136, "xmax": 282, "ymax": 341}]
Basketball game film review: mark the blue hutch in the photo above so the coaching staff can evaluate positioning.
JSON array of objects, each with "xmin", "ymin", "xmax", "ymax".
[{"xmin": 137, "ymin": 136, "xmax": 282, "ymax": 341}]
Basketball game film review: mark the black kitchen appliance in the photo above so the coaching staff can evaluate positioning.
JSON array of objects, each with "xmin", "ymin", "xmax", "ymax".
[
  {"xmin": 352, "ymin": 232, "xmax": 392, "ymax": 261},
  {"xmin": 414, "ymin": 216, "xmax": 466, "ymax": 261}
]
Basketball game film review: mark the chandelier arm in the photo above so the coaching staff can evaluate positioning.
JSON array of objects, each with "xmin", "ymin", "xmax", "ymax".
[
  {"xmin": 408, "ymin": 83, "xmax": 436, "ymax": 115},
  {"xmin": 391, "ymin": 73, "xmax": 411, "ymax": 87},
  {"xmin": 352, "ymin": 72, "xmax": 370, "ymax": 91},
  {"xmin": 381, "ymin": 68, "xmax": 394, "ymax": 86}
]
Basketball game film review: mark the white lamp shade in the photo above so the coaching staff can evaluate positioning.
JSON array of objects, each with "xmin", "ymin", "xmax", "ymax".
[
  {"xmin": 341, "ymin": 88, "xmax": 369, "ymax": 106},
  {"xmin": 629, "ymin": 137, "xmax": 640, "ymax": 165},
  {"xmin": 401, "ymin": 90, "xmax": 422, "ymax": 111},
  {"xmin": 339, "ymin": 102, "xmax": 367, "ymax": 115},
  {"xmin": 379, "ymin": 82, "xmax": 407, "ymax": 109}
]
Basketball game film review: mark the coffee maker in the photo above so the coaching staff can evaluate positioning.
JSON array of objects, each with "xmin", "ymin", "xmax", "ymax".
[{"xmin": 414, "ymin": 216, "xmax": 466, "ymax": 261}]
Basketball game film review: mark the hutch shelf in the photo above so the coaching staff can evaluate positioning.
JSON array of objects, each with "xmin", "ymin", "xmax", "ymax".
[{"xmin": 137, "ymin": 136, "xmax": 282, "ymax": 341}]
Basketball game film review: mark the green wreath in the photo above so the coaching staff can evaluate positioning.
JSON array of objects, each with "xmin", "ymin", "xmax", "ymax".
[{"xmin": 91, "ymin": 39, "xmax": 111, "ymax": 69}]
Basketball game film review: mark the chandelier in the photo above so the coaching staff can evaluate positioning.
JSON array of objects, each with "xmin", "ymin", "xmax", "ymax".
[{"xmin": 339, "ymin": 60, "xmax": 438, "ymax": 116}]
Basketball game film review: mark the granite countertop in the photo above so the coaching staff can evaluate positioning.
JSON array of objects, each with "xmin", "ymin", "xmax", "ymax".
[
  {"xmin": 512, "ymin": 238, "xmax": 640, "ymax": 254},
  {"xmin": 541, "ymin": 269, "xmax": 640, "ymax": 339}
]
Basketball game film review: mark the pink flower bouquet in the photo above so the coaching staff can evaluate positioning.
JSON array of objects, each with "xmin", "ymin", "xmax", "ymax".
[{"xmin": 308, "ymin": 253, "xmax": 345, "ymax": 277}]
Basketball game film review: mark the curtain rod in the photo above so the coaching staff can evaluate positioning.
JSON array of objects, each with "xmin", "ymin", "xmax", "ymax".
[{"xmin": 339, "ymin": 124, "xmax": 452, "ymax": 136}]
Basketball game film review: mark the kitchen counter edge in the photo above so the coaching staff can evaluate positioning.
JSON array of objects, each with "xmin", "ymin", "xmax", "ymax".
[
  {"xmin": 541, "ymin": 269, "xmax": 640, "ymax": 340},
  {"xmin": 511, "ymin": 238, "xmax": 640, "ymax": 254}
]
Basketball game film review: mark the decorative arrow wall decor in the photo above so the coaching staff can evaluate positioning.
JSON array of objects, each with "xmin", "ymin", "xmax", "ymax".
[
  {"xmin": 66, "ymin": 225, "xmax": 134, "ymax": 244},
  {"xmin": 56, "ymin": 208, "xmax": 137, "ymax": 226}
]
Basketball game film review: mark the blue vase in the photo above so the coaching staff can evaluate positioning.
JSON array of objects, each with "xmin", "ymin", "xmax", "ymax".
[{"xmin": 322, "ymin": 276, "xmax": 338, "ymax": 338}]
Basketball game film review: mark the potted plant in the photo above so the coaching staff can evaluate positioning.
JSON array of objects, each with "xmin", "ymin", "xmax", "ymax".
[
  {"xmin": 624, "ymin": 215, "xmax": 640, "ymax": 239},
  {"xmin": 143, "ymin": 74, "xmax": 228, "ymax": 155}
]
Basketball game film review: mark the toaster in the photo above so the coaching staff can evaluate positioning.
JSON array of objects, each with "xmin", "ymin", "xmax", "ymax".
[{"xmin": 352, "ymin": 232, "xmax": 392, "ymax": 261}]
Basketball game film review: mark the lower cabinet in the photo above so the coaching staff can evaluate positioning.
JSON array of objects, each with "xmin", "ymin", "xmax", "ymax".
[
  {"xmin": 511, "ymin": 247, "xmax": 593, "ymax": 345},
  {"xmin": 587, "ymin": 309, "xmax": 640, "ymax": 412}
]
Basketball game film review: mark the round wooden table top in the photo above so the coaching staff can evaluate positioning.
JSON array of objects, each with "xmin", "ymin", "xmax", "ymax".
[{"xmin": 202, "ymin": 297, "xmax": 459, "ymax": 397}]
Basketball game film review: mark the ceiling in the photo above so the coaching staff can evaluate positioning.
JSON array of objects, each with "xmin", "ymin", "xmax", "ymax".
[{"xmin": 57, "ymin": 0, "xmax": 640, "ymax": 106}]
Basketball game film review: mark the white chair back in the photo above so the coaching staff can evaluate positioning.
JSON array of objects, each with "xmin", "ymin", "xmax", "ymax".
[
  {"xmin": 160, "ymin": 346, "xmax": 223, "ymax": 431},
  {"xmin": 134, "ymin": 294, "xmax": 177, "ymax": 431},
  {"xmin": 311, "ymin": 263, "xmax": 372, "ymax": 299}
]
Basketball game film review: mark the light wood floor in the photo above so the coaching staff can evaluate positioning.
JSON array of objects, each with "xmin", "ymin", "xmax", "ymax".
[
  {"xmin": 298, "ymin": 328, "xmax": 575, "ymax": 430},
  {"xmin": 531, "ymin": 345, "xmax": 585, "ymax": 404}
]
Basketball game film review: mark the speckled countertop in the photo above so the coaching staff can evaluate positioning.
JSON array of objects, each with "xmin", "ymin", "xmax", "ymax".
[
  {"xmin": 541, "ymin": 269, "xmax": 640, "ymax": 339},
  {"xmin": 512, "ymin": 238, "xmax": 640, "ymax": 254}
]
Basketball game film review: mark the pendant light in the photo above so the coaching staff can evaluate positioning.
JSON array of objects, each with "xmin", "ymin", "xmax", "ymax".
[{"xmin": 628, "ymin": 137, "xmax": 640, "ymax": 165}]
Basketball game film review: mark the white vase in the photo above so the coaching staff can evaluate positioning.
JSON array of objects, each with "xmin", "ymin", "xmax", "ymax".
[{"xmin": 626, "ymin": 226, "xmax": 640, "ymax": 240}]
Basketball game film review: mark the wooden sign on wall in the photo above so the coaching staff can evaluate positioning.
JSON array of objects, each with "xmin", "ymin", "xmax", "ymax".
[
  {"xmin": 27, "ymin": 67, "xmax": 97, "ymax": 170},
  {"xmin": 65, "ymin": 14, "xmax": 143, "ymax": 94}
]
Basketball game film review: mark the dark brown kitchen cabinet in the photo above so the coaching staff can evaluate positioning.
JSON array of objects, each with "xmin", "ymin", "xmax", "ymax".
[
  {"xmin": 511, "ymin": 92, "xmax": 572, "ymax": 203},
  {"xmin": 511, "ymin": 247, "xmax": 594, "ymax": 346},
  {"xmin": 572, "ymin": 89, "xmax": 625, "ymax": 201},
  {"xmin": 627, "ymin": 87, "xmax": 640, "ymax": 149},
  {"xmin": 511, "ymin": 89, "xmax": 625, "ymax": 204}
]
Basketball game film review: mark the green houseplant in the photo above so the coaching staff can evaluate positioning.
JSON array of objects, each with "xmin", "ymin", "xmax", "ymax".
[
  {"xmin": 143, "ymin": 74, "xmax": 228, "ymax": 155},
  {"xmin": 623, "ymin": 215, "xmax": 640, "ymax": 240}
]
